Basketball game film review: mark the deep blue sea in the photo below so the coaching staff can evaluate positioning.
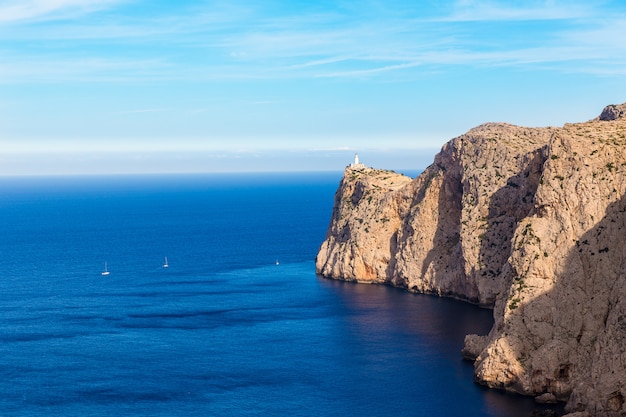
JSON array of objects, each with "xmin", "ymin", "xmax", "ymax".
[{"xmin": 0, "ymin": 172, "xmax": 560, "ymax": 416}]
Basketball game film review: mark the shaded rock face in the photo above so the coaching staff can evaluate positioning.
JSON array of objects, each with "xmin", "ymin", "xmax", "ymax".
[
  {"xmin": 317, "ymin": 123, "xmax": 553, "ymax": 306},
  {"xmin": 599, "ymin": 104, "xmax": 626, "ymax": 121},
  {"xmin": 315, "ymin": 103, "xmax": 626, "ymax": 416}
]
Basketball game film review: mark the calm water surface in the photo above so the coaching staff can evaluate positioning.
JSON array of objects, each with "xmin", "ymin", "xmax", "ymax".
[{"xmin": 0, "ymin": 173, "xmax": 559, "ymax": 416}]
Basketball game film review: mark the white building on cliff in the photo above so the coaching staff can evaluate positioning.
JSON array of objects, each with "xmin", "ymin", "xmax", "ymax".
[{"xmin": 350, "ymin": 153, "xmax": 365, "ymax": 169}]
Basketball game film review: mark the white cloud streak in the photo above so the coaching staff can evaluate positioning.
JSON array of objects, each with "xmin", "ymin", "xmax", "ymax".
[
  {"xmin": 0, "ymin": 1, "xmax": 625, "ymax": 83},
  {"xmin": 439, "ymin": 0, "xmax": 596, "ymax": 22},
  {"xmin": 0, "ymin": 0, "xmax": 126, "ymax": 23}
]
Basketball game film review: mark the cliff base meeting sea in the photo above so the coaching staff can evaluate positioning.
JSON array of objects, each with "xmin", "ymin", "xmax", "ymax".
[{"xmin": 0, "ymin": 173, "xmax": 561, "ymax": 416}]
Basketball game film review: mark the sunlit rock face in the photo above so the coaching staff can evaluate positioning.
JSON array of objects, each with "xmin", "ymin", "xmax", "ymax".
[{"xmin": 316, "ymin": 104, "xmax": 626, "ymax": 416}]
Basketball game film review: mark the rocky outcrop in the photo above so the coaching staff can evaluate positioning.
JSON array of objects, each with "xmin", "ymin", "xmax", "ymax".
[
  {"xmin": 316, "ymin": 167, "xmax": 413, "ymax": 283},
  {"xmin": 598, "ymin": 103, "xmax": 626, "ymax": 121},
  {"xmin": 316, "ymin": 103, "xmax": 626, "ymax": 416}
]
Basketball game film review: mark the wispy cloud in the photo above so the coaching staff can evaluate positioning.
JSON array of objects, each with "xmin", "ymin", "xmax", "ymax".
[
  {"xmin": 116, "ymin": 108, "xmax": 170, "ymax": 114},
  {"xmin": 439, "ymin": 0, "xmax": 596, "ymax": 22},
  {"xmin": 0, "ymin": 0, "xmax": 126, "ymax": 23},
  {"xmin": 308, "ymin": 147, "xmax": 353, "ymax": 152},
  {"xmin": 1, "ymin": 0, "xmax": 625, "ymax": 84},
  {"xmin": 0, "ymin": 56, "xmax": 172, "ymax": 83}
]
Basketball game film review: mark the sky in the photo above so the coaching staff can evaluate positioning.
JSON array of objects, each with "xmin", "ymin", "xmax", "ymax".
[{"xmin": 1, "ymin": 0, "xmax": 625, "ymax": 175}]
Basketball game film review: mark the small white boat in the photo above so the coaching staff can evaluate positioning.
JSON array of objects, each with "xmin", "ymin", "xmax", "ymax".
[
  {"xmin": 275, "ymin": 259, "xmax": 279, "ymax": 266},
  {"xmin": 101, "ymin": 262, "xmax": 110, "ymax": 276},
  {"xmin": 163, "ymin": 257, "xmax": 169, "ymax": 268}
]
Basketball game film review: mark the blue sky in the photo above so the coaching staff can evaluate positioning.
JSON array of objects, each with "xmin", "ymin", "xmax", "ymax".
[{"xmin": 1, "ymin": 0, "xmax": 625, "ymax": 175}]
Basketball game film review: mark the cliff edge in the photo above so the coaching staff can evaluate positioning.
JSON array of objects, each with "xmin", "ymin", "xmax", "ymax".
[{"xmin": 316, "ymin": 103, "xmax": 626, "ymax": 416}]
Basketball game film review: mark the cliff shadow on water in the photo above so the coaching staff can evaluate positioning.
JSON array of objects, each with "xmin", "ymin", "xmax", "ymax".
[{"xmin": 318, "ymin": 103, "xmax": 626, "ymax": 416}]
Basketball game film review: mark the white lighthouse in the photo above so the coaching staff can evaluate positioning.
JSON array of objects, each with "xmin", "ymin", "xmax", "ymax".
[{"xmin": 350, "ymin": 153, "xmax": 365, "ymax": 169}]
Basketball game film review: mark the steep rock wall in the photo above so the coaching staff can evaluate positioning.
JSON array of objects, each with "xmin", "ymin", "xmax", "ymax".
[
  {"xmin": 475, "ymin": 117, "xmax": 626, "ymax": 416},
  {"xmin": 316, "ymin": 167, "xmax": 413, "ymax": 283},
  {"xmin": 316, "ymin": 104, "xmax": 626, "ymax": 416}
]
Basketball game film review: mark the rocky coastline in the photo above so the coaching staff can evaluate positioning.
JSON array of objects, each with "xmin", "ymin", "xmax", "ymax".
[{"xmin": 316, "ymin": 103, "xmax": 626, "ymax": 416}]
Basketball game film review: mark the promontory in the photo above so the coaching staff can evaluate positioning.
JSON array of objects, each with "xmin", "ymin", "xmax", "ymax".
[{"xmin": 316, "ymin": 103, "xmax": 626, "ymax": 417}]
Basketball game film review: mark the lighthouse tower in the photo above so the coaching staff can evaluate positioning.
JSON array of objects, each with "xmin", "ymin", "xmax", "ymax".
[{"xmin": 350, "ymin": 153, "xmax": 365, "ymax": 169}]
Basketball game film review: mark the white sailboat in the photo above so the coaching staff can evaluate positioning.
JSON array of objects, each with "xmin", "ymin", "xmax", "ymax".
[
  {"xmin": 101, "ymin": 262, "xmax": 110, "ymax": 276},
  {"xmin": 163, "ymin": 257, "xmax": 169, "ymax": 268}
]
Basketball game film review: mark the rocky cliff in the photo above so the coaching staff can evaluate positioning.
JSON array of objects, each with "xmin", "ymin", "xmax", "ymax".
[{"xmin": 316, "ymin": 103, "xmax": 626, "ymax": 416}]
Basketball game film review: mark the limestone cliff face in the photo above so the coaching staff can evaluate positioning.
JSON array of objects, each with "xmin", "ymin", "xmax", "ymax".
[
  {"xmin": 316, "ymin": 167, "xmax": 413, "ymax": 283},
  {"xmin": 316, "ymin": 104, "xmax": 626, "ymax": 416}
]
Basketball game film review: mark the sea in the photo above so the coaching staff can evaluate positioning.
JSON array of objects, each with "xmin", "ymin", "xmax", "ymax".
[{"xmin": 0, "ymin": 172, "xmax": 562, "ymax": 416}]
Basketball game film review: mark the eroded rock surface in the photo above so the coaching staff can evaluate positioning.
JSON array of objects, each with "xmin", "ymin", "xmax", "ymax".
[{"xmin": 316, "ymin": 103, "xmax": 626, "ymax": 416}]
